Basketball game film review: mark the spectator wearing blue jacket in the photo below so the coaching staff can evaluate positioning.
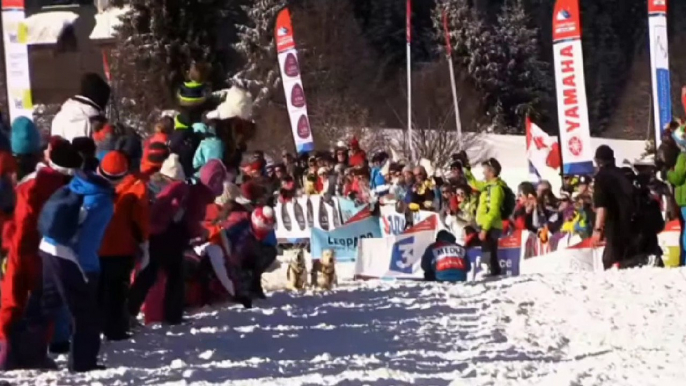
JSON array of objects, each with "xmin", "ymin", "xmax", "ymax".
[
  {"xmin": 421, "ymin": 230, "xmax": 470, "ymax": 282},
  {"xmin": 370, "ymin": 152, "xmax": 390, "ymax": 197},
  {"xmin": 37, "ymin": 151, "xmax": 125, "ymax": 372},
  {"xmin": 192, "ymin": 122, "xmax": 225, "ymax": 177}
]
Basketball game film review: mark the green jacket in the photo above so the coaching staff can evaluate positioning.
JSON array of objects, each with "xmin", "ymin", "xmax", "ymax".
[
  {"xmin": 667, "ymin": 153, "xmax": 686, "ymax": 207},
  {"xmin": 465, "ymin": 169, "xmax": 504, "ymax": 231}
]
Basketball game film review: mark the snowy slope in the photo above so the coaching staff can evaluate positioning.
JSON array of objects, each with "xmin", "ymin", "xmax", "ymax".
[{"xmin": 1, "ymin": 268, "xmax": 686, "ymax": 385}]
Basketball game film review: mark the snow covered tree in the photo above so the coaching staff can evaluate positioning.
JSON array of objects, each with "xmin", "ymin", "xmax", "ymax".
[
  {"xmin": 232, "ymin": 0, "xmax": 285, "ymax": 110},
  {"xmin": 110, "ymin": 0, "xmax": 238, "ymax": 127},
  {"xmin": 436, "ymin": 0, "xmax": 551, "ymax": 133}
]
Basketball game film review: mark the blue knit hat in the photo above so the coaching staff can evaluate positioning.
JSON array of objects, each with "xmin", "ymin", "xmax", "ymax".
[
  {"xmin": 192, "ymin": 122, "xmax": 215, "ymax": 136},
  {"xmin": 11, "ymin": 117, "xmax": 40, "ymax": 155}
]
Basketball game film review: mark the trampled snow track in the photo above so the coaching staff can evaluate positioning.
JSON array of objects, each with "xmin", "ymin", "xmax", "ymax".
[{"xmin": 2, "ymin": 268, "xmax": 686, "ymax": 385}]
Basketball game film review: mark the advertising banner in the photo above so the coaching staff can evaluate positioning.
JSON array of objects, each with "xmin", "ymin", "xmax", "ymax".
[
  {"xmin": 648, "ymin": 0, "xmax": 671, "ymax": 147},
  {"xmin": 1, "ymin": 0, "xmax": 33, "ymax": 121},
  {"xmin": 466, "ymin": 230, "xmax": 523, "ymax": 279},
  {"xmin": 552, "ymin": 0, "xmax": 593, "ymax": 176},
  {"xmin": 275, "ymin": 7, "xmax": 314, "ymax": 153},
  {"xmin": 355, "ymin": 216, "xmax": 438, "ymax": 279},
  {"xmin": 338, "ymin": 197, "xmax": 367, "ymax": 224},
  {"xmin": 274, "ymin": 195, "xmax": 340, "ymax": 243},
  {"xmin": 311, "ymin": 216, "xmax": 382, "ymax": 262}
]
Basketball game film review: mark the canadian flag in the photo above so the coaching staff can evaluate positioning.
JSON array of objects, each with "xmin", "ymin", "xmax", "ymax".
[{"xmin": 526, "ymin": 117, "xmax": 561, "ymax": 182}]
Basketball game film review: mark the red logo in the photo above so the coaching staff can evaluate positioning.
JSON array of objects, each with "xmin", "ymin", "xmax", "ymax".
[
  {"xmin": 284, "ymin": 53, "xmax": 300, "ymax": 77},
  {"xmin": 291, "ymin": 83, "xmax": 306, "ymax": 108},
  {"xmin": 568, "ymin": 136, "xmax": 582, "ymax": 157},
  {"xmin": 297, "ymin": 115, "xmax": 311, "ymax": 139}
]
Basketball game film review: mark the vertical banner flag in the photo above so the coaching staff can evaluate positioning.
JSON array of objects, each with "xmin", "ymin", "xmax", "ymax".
[
  {"xmin": 275, "ymin": 7, "xmax": 314, "ymax": 154},
  {"xmin": 526, "ymin": 116, "xmax": 561, "ymax": 183},
  {"xmin": 552, "ymin": 0, "xmax": 593, "ymax": 176},
  {"xmin": 1, "ymin": 0, "xmax": 33, "ymax": 121},
  {"xmin": 648, "ymin": 0, "xmax": 671, "ymax": 147}
]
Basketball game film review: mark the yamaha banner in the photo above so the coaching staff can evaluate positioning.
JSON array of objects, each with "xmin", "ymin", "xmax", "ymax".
[
  {"xmin": 648, "ymin": 0, "xmax": 671, "ymax": 147},
  {"xmin": 274, "ymin": 7, "xmax": 315, "ymax": 154},
  {"xmin": 552, "ymin": 0, "xmax": 593, "ymax": 176}
]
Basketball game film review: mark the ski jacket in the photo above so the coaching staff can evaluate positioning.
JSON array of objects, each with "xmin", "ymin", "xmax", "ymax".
[
  {"xmin": 99, "ymin": 174, "xmax": 150, "ymax": 257},
  {"xmin": 465, "ymin": 169, "xmax": 505, "ymax": 231},
  {"xmin": 39, "ymin": 171, "xmax": 115, "ymax": 273},
  {"xmin": 421, "ymin": 237, "xmax": 470, "ymax": 283}
]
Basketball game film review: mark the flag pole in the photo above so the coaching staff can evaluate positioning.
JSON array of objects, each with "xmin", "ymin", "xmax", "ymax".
[
  {"xmin": 442, "ymin": 9, "xmax": 462, "ymax": 149},
  {"xmin": 406, "ymin": 0, "xmax": 416, "ymax": 161}
]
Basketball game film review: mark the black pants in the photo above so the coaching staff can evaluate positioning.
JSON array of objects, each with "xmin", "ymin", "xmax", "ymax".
[
  {"xmin": 482, "ymin": 230, "xmax": 501, "ymax": 275},
  {"xmin": 39, "ymin": 252, "xmax": 100, "ymax": 372},
  {"xmin": 128, "ymin": 235, "xmax": 185, "ymax": 325},
  {"xmin": 98, "ymin": 256, "xmax": 135, "ymax": 340}
]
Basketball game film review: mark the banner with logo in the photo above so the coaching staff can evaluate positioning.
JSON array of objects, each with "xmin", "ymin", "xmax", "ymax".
[
  {"xmin": 311, "ymin": 216, "xmax": 382, "ymax": 262},
  {"xmin": 520, "ymin": 237, "xmax": 603, "ymax": 274},
  {"xmin": 355, "ymin": 216, "xmax": 438, "ymax": 279},
  {"xmin": 466, "ymin": 231, "xmax": 523, "ymax": 279},
  {"xmin": 338, "ymin": 197, "xmax": 367, "ymax": 224},
  {"xmin": 522, "ymin": 230, "xmax": 576, "ymax": 259},
  {"xmin": 552, "ymin": 0, "xmax": 593, "ymax": 176},
  {"xmin": 275, "ymin": 7, "xmax": 314, "ymax": 154},
  {"xmin": 1, "ymin": 0, "xmax": 33, "ymax": 121},
  {"xmin": 526, "ymin": 116, "xmax": 561, "ymax": 184},
  {"xmin": 648, "ymin": 0, "xmax": 671, "ymax": 148},
  {"xmin": 379, "ymin": 205, "xmax": 437, "ymax": 237},
  {"xmin": 274, "ymin": 195, "xmax": 341, "ymax": 243}
]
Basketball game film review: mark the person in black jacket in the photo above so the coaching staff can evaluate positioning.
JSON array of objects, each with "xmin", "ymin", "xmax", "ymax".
[{"xmin": 591, "ymin": 145, "xmax": 636, "ymax": 269}]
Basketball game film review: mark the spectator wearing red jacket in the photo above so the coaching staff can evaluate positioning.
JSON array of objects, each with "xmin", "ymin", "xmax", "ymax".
[
  {"xmin": 348, "ymin": 137, "xmax": 366, "ymax": 168},
  {"xmin": 0, "ymin": 139, "xmax": 83, "ymax": 370}
]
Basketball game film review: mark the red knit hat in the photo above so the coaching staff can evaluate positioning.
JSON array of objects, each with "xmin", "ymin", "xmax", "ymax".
[
  {"xmin": 98, "ymin": 150, "xmax": 129, "ymax": 181},
  {"xmin": 251, "ymin": 206, "xmax": 275, "ymax": 240}
]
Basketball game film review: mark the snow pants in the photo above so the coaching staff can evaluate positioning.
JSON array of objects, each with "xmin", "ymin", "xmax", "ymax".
[
  {"xmin": 128, "ymin": 234, "xmax": 185, "ymax": 325},
  {"xmin": 0, "ymin": 250, "xmax": 41, "ymax": 341},
  {"xmin": 98, "ymin": 256, "xmax": 135, "ymax": 340},
  {"xmin": 39, "ymin": 251, "xmax": 101, "ymax": 372}
]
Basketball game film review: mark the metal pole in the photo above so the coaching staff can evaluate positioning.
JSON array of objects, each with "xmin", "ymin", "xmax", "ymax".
[
  {"xmin": 406, "ymin": 0, "xmax": 415, "ymax": 162},
  {"xmin": 443, "ymin": 9, "xmax": 462, "ymax": 148}
]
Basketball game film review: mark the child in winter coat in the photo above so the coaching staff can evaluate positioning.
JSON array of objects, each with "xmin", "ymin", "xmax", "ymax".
[
  {"xmin": 0, "ymin": 139, "xmax": 83, "ymax": 370},
  {"xmin": 37, "ymin": 151, "xmax": 125, "ymax": 372},
  {"xmin": 128, "ymin": 160, "xmax": 227, "ymax": 325},
  {"xmin": 98, "ymin": 163, "xmax": 151, "ymax": 341},
  {"xmin": 192, "ymin": 122, "xmax": 225, "ymax": 177}
]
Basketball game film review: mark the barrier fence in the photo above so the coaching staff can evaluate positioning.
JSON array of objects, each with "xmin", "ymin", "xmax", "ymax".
[{"xmin": 275, "ymin": 195, "xmax": 682, "ymax": 280}]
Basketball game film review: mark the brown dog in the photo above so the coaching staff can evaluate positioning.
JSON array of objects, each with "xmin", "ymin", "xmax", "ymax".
[
  {"xmin": 286, "ymin": 248, "xmax": 308, "ymax": 291},
  {"xmin": 312, "ymin": 249, "xmax": 337, "ymax": 291}
]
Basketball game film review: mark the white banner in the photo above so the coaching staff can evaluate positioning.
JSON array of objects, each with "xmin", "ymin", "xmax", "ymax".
[
  {"xmin": 2, "ymin": 0, "xmax": 33, "ymax": 121},
  {"xmin": 274, "ymin": 195, "xmax": 341, "ymax": 242},
  {"xmin": 355, "ymin": 216, "xmax": 438, "ymax": 280},
  {"xmin": 648, "ymin": 0, "xmax": 671, "ymax": 147},
  {"xmin": 275, "ymin": 7, "xmax": 314, "ymax": 154},
  {"xmin": 552, "ymin": 0, "xmax": 593, "ymax": 176}
]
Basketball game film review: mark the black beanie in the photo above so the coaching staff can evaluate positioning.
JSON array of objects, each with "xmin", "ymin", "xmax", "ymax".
[
  {"xmin": 80, "ymin": 73, "xmax": 111, "ymax": 111},
  {"xmin": 594, "ymin": 145, "xmax": 614, "ymax": 163},
  {"xmin": 50, "ymin": 141, "xmax": 83, "ymax": 170},
  {"xmin": 71, "ymin": 136, "xmax": 96, "ymax": 158}
]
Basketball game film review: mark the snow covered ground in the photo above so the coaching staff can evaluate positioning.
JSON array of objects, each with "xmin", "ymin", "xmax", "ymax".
[{"xmin": 2, "ymin": 268, "xmax": 686, "ymax": 386}]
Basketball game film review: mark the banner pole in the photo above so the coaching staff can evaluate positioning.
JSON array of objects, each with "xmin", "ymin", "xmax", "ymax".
[
  {"xmin": 443, "ymin": 9, "xmax": 462, "ymax": 148},
  {"xmin": 406, "ymin": 0, "xmax": 415, "ymax": 162}
]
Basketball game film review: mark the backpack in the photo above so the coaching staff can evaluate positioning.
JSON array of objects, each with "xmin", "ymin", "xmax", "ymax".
[
  {"xmin": 38, "ymin": 185, "xmax": 84, "ymax": 244},
  {"xmin": 487, "ymin": 183, "xmax": 516, "ymax": 220},
  {"xmin": 632, "ymin": 185, "xmax": 665, "ymax": 235}
]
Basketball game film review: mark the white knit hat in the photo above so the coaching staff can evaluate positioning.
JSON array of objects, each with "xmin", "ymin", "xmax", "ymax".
[
  {"xmin": 205, "ymin": 87, "xmax": 254, "ymax": 121},
  {"xmin": 160, "ymin": 153, "xmax": 186, "ymax": 181}
]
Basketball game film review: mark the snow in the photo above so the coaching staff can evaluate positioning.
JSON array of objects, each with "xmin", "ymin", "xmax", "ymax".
[
  {"xmin": 23, "ymin": 6, "xmax": 128, "ymax": 45},
  {"xmin": 2, "ymin": 268, "xmax": 685, "ymax": 385}
]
